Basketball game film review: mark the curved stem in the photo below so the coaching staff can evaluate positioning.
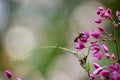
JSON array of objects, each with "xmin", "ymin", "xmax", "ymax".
[{"xmin": 15, "ymin": 46, "xmax": 76, "ymax": 63}]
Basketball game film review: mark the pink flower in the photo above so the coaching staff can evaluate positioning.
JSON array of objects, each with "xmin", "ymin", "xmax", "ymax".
[
  {"xmin": 116, "ymin": 11, "xmax": 120, "ymax": 20},
  {"xmin": 5, "ymin": 70, "xmax": 13, "ymax": 78},
  {"xmin": 111, "ymin": 54, "xmax": 115, "ymax": 60},
  {"xmin": 100, "ymin": 11, "xmax": 106, "ymax": 17},
  {"xmin": 94, "ymin": 18, "xmax": 102, "ymax": 24},
  {"xmin": 103, "ymin": 12, "xmax": 111, "ymax": 19},
  {"xmin": 74, "ymin": 41, "xmax": 85, "ymax": 51},
  {"xmin": 105, "ymin": 53, "xmax": 110, "ymax": 59},
  {"xmin": 90, "ymin": 74, "xmax": 95, "ymax": 80},
  {"xmin": 118, "ymin": 16, "xmax": 120, "ymax": 20},
  {"xmin": 98, "ymin": 6, "xmax": 104, "ymax": 11},
  {"xmin": 99, "ymin": 70, "xmax": 110, "ymax": 77},
  {"xmin": 93, "ymin": 63, "xmax": 100, "ymax": 69},
  {"xmin": 116, "ymin": 11, "xmax": 120, "ymax": 17},
  {"xmin": 90, "ymin": 43, "xmax": 100, "ymax": 52},
  {"xmin": 109, "ymin": 34, "xmax": 112, "ymax": 37},
  {"xmin": 93, "ymin": 67, "xmax": 103, "ymax": 75},
  {"xmin": 114, "ymin": 23, "xmax": 118, "ymax": 28},
  {"xmin": 115, "ymin": 63, "xmax": 120, "ymax": 70},
  {"xmin": 91, "ymin": 31, "xmax": 101, "ymax": 39},
  {"xmin": 96, "ymin": 10, "xmax": 101, "ymax": 15},
  {"xmin": 97, "ymin": 26, "xmax": 104, "ymax": 33},
  {"xmin": 108, "ymin": 63, "xmax": 120, "ymax": 72},
  {"xmin": 80, "ymin": 31, "xmax": 89, "ymax": 43},
  {"xmin": 102, "ymin": 44, "xmax": 109, "ymax": 53},
  {"xmin": 110, "ymin": 72, "xmax": 120, "ymax": 80},
  {"xmin": 16, "ymin": 78, "xmax": 22, "ymax": 80},
  {"xmin": 93, "ymin": 51, "xmax": 102, "ymax": 60},
  {"xmin": 106, "ymin": 8, "xmax": 112, "ymax": 14},
  {"xmin": 96, "ymin": 7, "xmax": 112, "ymax": 20}
]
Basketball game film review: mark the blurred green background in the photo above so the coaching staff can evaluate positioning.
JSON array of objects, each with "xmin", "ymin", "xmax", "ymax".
[{"xmin": 0, "ymin": 0, "xmax": 120, "ymax": 80}]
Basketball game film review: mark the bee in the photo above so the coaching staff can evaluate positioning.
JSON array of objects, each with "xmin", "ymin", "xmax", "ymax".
[{"xmin": 74, "ymin": 33, "xmax": 84, "ymax": 42}]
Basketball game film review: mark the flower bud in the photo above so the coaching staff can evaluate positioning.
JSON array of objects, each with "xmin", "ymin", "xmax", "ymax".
[
  {"xmin": 118, "ymin": 16, "xmax": 120, "ymax": 20},
  {"xmin": 5, "ymin": 70, "xmax": 13, "ymax": 78},
  {"xmin": 91, "ymin": 31, "xmax": 101, "ymax": 39},
  {"xmin": 116, "ymin": 11, "xmax": 120, "ymax": 17},
  {"xmin": 109, "ymin": 34, "xmax": 112, "ymax": 37},
  {"xmin": 114, "ymin": 23, "xmax": 118, "ymax": 28},
  {"xmin": 102, "ymin": 44, "xmax": 109, "ymax": 53},
  {"xmin": 106, "ymin": 8, "xmax": 112, "ymax": 14},
  {"xmin": 96, "ymin": 10, "xmax": 101, "ymax": 15},
  {"xmin": 97, "ymin": 26, "xmax": 104, "ymax": 33},
  {"xmin": 100, "ymin": 11, "xmax": 105, "ymax": 17},
  {"xmin": 16, "ymin": 77, "xmax": 22, "ymax": 80},
  {"xmin": 93, "ymin": 67, "xmax": 103, "ymax": 75},
  {"xmin": 111, "ymin": 54, "xmax": 115, "ymax": 60},
  {"xmin": 98, "ymin": 6, "xmax": 104, "ymax": 11},
  {"xmin": 90, "ymin": 74, "xmax": 95, "ymax": 80},
  {"xmin": 94, "ymin": 18, "xmax": 102, "ymax": 24},
  {"xmin": 105, "ymin": 53, "xmax": 110, "ymax": 59},
  {"xmin": 93, "ymin": 63, "xmax": 100, "ymax": 69}
]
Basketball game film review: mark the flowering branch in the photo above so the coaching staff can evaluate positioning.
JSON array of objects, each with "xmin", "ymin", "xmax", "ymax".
[
  {"xmin": 73, "ymin": 6, "xmax": 120, "ymax": 80},
  {"xmin": 4, "ymin": 6, "xmax": 120, "ymax": 80}
]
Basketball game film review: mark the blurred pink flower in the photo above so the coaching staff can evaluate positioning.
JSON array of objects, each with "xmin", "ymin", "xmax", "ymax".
[
  {"xmin": 91, "ymin": 31, "xmax": 101, "ymax": 39},
  {"xmin": 5, "ymin": 70, "xmax": 13, "ymax": 78}
]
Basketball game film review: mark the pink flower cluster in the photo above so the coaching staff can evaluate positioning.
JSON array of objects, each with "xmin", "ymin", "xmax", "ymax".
[
  {"xmin": 74, "ymin": 6, "xmax": 120, "ymax": 80},
  {"xmin": 5, "ymin": 70, "xmax": 22, "ymax": 80},
  {"xmin": 91, "ymin": 62, "xmax": 120, "ymax": 80},
  {"xmin": 96, "ymin": 7, "xmax": 112, "ymax": 21}
]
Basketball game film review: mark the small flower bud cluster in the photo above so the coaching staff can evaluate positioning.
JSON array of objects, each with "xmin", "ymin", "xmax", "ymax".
[
  {"xmin": 95, "ymin": 6, "xmax": 112, "ymax": 23},
  {"xmin": 95, "ymin": 7, "xmax": 120, "ymax": 29},
  {"xmin": 74, "ymin": 6, "xmax": 120, "ymax": 80},
  {"xmin": 5, "ymin": 70, "xmax": 22, "ymax": 80}
]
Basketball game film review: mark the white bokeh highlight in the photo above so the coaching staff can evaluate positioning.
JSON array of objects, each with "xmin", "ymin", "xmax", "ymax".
[{"xmin": 4, "ymin": 26, "xmax": 36, "ymax": 59}]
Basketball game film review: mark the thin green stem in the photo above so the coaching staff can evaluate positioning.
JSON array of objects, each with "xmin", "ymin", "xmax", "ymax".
[
  {"xmin": 112, "ymin": 27, "xmax": 120, "ymax": 62},
  {"xmin": 87, "ymin": 72, "xmax": 91, "ymax": 80},
  {"xmin": 114, "ymin": 40, "xmax": 120, "ymax": 62},
  {"xmin": 87, "ymin": 46, "xmax": 91, "ymax": 57},
  {"xmin": 15, "ymin": 46, "xmax": 76, "ymax": 63},
  {"xmin": 113, "ymin": 28, "xmax": 115, "ymax": 39}
]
